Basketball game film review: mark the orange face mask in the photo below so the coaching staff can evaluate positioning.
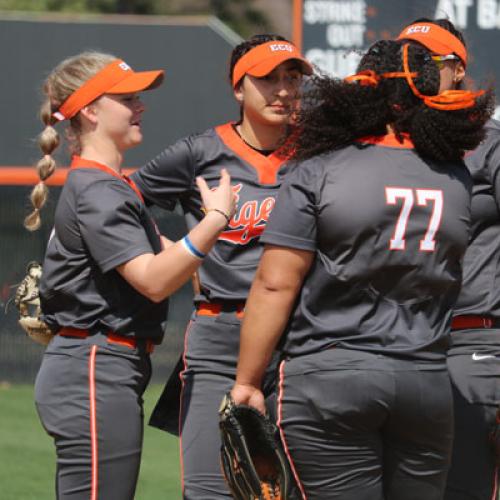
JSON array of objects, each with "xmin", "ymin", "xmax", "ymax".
[
  {"xmin": 397, "ymin": 23, "xmax": 467, "ymax": 66},
  {"xmin": 232, "ymin": 41, "xmax": 313, "ymax": 88},
  {"xmin": 52, "ymin": 59, "xmax": 164, "ymax": 121}
]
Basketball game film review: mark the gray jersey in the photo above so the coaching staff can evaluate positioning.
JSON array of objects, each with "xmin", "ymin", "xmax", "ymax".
[
  {"xmin": 131, "ymin": 123, "xmax": 293, "ymax": 302},
  {"xmin": 454, "ymin": 120, "xmax": 500, "ymax": 318},
  {"xmin": 261, "ymin": 136, "xmax": 472, "ymax": 361},
  {"xmin": 40, "ymin": 157, "xmax": 167, "ymax": 341},
  {"xmin": 451, "ymin": 119, "xmax": 500, "ymax": 350}
]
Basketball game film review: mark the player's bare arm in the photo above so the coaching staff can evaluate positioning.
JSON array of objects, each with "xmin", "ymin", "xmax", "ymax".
[
  {"xmin": 232, "ymin": 244, "xmax": 313, "ymax": 412},
  {"xmin": 159, "ymin": 235, "xmax": 174, "ymax": 248},
  {"xmin": 118, "ymin": 169, "xmax": 236, "ymax": 302}
]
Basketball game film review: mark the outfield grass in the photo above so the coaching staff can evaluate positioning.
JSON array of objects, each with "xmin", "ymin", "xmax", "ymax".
[{"xmin": 0, "ymin": 384, "xmax": 182, "ymax": 500}]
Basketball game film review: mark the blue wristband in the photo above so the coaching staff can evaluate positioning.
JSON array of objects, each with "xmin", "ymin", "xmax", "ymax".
[{"xmin": 181, "ymin": 235, "xmax": 206, "ymax": 259}]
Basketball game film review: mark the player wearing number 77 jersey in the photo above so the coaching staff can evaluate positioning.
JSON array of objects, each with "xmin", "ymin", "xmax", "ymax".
[{"xmin": 230, "ymin": 37, "xmax": 494, "ymax": 499}]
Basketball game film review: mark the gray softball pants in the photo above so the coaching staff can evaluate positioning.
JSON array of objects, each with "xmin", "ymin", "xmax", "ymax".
[
  {"xmin": 34, "ymin": 332, "xmax": 152, "ymax": 500},
  {"xmin": 177, "ymin": 311, "xmax": 278, "ymax": 500},
  {"xmin": 445, "ymin": 349, "xmax": 500, "ymax": 500},
  {"xmin": 277, "ymin": 348, "xmax": 454, "ymax": 500}
]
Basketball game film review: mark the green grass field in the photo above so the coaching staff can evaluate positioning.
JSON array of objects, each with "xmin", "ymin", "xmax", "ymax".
[{"xmin": 0, "ymin": 384, "xmax": 182, "ymax": 500}]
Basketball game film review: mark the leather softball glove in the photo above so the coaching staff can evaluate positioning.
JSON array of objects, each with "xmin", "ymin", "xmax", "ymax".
[
  {"xmin": 219, "ymin": 393, "xmax": 291, "ymax": 500},
  {"xmin": 14, "ymin": 262, "xmax": 53, "ymax": 346}
]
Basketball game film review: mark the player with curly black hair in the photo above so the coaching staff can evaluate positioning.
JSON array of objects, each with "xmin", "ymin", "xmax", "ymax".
[
  {"xmin": 293, "ymin": 32, "xmax": 487, "ymax": 162},
  {"xmin": 230, "ymin": 24, "xmax": 494, "ymax": 500}
]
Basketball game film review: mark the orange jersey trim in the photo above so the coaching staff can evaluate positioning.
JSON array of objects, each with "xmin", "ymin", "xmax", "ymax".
[
  {"xmin": 358, "ymin": 133, "xmax": 414, "ymax": 149},
  {"xmin": 70, "ymin": 156, "xmax": 144, "ymax": 202},
  {"xmin": 215, "ymin": 123, "xmax": 289, "ymax": 185}
]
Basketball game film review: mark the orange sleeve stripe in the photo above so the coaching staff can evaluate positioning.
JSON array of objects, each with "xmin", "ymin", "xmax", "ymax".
[{"xmin": 0, "ymin": 167, "xmax": 137, "ymax": 186}]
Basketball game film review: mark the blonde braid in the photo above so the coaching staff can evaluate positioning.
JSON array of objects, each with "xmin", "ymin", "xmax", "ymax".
[
  {"xmin": 24, "ymin": 51, "xmax": 116, "ymax": 231},
  {"xmin": 24, "ymin": 97, "xmax": 58, "ymax": 231}
]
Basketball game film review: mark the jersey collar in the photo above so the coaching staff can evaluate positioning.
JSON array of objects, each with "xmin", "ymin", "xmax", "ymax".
[
  {"xmin": 70, "ymin": 155, "xmax": 144, "ymax": 202},
  {"xmin": 357, "ymin": 133, "xmax": 414, "ymax": 149},
  {"xmin": 215, "ymin": 122, "xmax": 292, "ymax": 184}
]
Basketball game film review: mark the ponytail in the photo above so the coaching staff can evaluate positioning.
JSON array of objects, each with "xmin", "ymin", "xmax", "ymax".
[
  {"xmin": 24, "ymin": 98, "xmax": 60, "ymax": 231},
  {"xmin": 24, "ymin": 51, "xmax": 116, "ymax": 231}
]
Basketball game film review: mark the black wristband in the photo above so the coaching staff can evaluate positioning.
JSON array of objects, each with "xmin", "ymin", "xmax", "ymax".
[{"xmin": 205, "ymin": 208, "xmax": 231, "ymax": 225}]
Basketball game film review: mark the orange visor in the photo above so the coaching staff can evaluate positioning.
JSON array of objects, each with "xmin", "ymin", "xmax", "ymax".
[
  {"xmin": 397, "ymin": 23, "xmax": 467, "ymax": 66},
  {"xmin": 53, "ymin": 59, "xmax": 164, "ymax": 121},
  {"xmin": 232, "ymin": 41, "xmax": 313, "ymax": 87}
]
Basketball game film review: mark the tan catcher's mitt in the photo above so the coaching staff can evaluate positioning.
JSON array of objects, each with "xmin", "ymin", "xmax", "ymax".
[
  {"xmin": 15, "ymin": 262, "xmax": 54, "ymax": 346},
  {"xmin": 219, "ymin": 393, "xmax": 291, "ymax": 500}
]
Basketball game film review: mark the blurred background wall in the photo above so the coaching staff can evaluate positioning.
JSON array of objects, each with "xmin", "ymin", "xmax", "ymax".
[
  {"xmin": 0, "ymin": 13, "xmax": 243, "ymax": 383},
  {"xmin": 0, "ymin": 0, "xmax": 498, "ymax": 383},
  {"xmin": 297, "ymin": 0, "xmax": 500, "ymax": 118}
]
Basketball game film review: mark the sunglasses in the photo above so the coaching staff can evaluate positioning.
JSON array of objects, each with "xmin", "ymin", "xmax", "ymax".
[{"xmin": 431, "ymin": 54, "xmax": 460, "ymax": 70}]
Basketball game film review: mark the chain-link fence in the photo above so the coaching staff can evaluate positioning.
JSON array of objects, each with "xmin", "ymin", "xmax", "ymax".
[{"xmin": 0, "ymin": 184, "xmax": 193, "ymax": 384}]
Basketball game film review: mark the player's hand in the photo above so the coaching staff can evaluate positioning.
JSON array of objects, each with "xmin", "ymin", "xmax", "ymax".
[
  {"xmin": 197, "ymin": 169, "xmax": 236, "ymax": 225},
  {"xmin": 231, "ymin": 383, "xmax": 266, "ymax": 415}
]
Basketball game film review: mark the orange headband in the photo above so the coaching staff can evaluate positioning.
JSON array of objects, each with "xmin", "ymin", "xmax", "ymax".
[
  {"xmin": 397, "ymin": 23, "xmax": 467, "ymax": 66},
  {"xmin": 53, "ymin": 59, "xmax": 164, "ymax": 121},
  {"xmin": 401, "ymin": 43, "xmax": 482, "ymax": 110},
  {"xmin": 345, "ymin": 69, "xmax": 418, "ymax": 86},
  {"xmin": 345, "ymin": 44, "xmax": 483, "ymax": 111},
  {"xmin": 232, "ymin": 41, "xmax": 313, "ymax": 88}
]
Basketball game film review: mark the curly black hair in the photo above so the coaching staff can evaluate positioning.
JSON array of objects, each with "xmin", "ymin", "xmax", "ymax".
[{"xmin": 293, "ymin": 37, "xmax": 494, "ymax": 163}]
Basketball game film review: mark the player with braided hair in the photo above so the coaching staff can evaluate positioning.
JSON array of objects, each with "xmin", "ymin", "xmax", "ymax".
[
  {"xmin": 28, "ymin": 51, "xmax": 235, "ymax": 500},
  {"xmin": 230, "ymin": 30, "xmax": 494, "ymax": 499}
]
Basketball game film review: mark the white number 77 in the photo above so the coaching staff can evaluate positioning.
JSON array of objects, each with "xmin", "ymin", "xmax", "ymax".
[{"xmin": 385, "ymin": 187, "xmax": 443, "ymax": 252}]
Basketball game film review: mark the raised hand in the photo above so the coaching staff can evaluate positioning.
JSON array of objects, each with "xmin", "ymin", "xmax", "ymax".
[{"xmin": 197, "ymin": 168, "xmax": 236, "ymax": 225}]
